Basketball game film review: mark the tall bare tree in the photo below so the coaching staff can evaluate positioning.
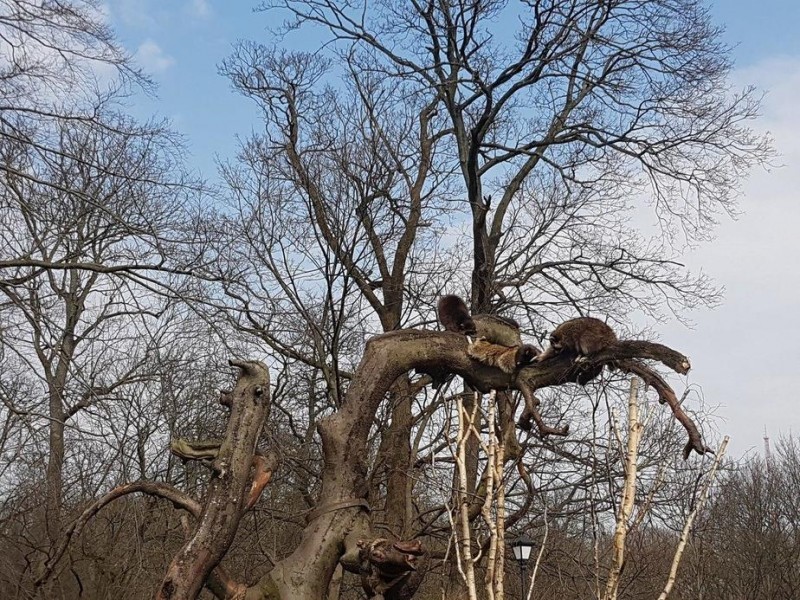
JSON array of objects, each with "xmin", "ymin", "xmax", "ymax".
[
  {"xmin": 0, "ymin": 109, "xmax": 198, "ymax": 568},
  {"xmin": 259, "ymin": 0, "xmax": 768, "ymax": 315},
  {"xmin": 218, "ymin": 45, "xmax": 452, "ymax": 550},
  {"xmin": 203, "ymin": 1, "xmax": 768, "ymax": 597}
]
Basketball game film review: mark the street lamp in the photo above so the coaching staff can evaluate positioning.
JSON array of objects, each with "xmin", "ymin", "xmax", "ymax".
[{"xmin": 510, "ymin": 535, "xmax": 536, "ymax": 599}]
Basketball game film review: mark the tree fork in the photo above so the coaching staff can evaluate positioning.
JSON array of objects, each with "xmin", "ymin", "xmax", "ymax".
[{"xmin": 249, "ymin": 329, "xmax": 706, "ymax": 599}]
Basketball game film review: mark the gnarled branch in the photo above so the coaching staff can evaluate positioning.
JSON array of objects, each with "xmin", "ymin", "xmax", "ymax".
[{"xmin": 156, "ymin": 359, "xmax": 271, "ymax": 600}]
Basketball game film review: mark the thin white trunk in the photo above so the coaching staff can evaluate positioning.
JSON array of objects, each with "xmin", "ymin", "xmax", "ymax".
[
  {"xmin": 494, "ymin": 435, "xmax": 506, "ymax": 600},
  {"xmin": 482, "ymin": 390, "xmax": 498, "ymax": 600},
  {"xmin": 526, "ymin": 504, "xmax": 548, "ymax": 600},
  {"xmin": 456, "ymin": 392, "xmax": 479, "ymax": 600},
  {"xmin": 603, "ymin": 378, "xmax": 643, "ymax": 600},
  {"xmin": 658, "ymin": 436, "xmax": 729, "ymax": 600}
]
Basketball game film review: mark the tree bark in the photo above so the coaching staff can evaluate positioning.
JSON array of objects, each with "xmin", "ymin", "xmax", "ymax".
[
  {"xmin": 604, "ymin": 378, "xmax": 643, "ymax": 600},
  {"xmin": 156, "ymin": 360, "xmax": 271, "ymax": 600},
  {"xmin": 379, "ymin": 377, "xmax": 415, "ymax": 537}
]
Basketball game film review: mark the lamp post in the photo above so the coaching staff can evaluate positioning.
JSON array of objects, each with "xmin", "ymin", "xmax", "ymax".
[{"xmin": 510, "ymin": 535, "xmax": 536, "ymax": 599}]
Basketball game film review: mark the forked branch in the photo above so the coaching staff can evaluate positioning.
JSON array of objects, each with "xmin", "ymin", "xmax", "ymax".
[
  {"xmin": 156, "ymin": 359, "xmax": 271, "ymax": 600},
  {"xmin": 514, "ymin": 340, "xmax": 707, "ymax": 457}
]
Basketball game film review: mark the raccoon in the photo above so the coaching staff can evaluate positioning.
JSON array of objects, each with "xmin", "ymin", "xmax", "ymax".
[
  {"xmin": 437, "ymin": 295, "xmax": 477, "ymax": 336},
  {"xmin": 536, "ymin": 317, "xmax": 617, "ymax": 363},
  {"xmin": 467, "ymin": 338, "xmax": 539, "ymax": 373},
  {"xmin": 473, "ymin": 314, "xmax": 522, "ymax": 346},
  {"xmin": 438, "ymin": 295, "xmax": 522, "ymax": 345}
]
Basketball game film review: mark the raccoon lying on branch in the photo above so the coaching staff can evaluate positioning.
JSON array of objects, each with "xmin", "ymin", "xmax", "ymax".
[
  {"xmin": 437, "ymin": 295, "xmax": 535, "ymax": 371},
  {"xmin": 466, "ymin": 338, "xmax": 539, "ymax": 373},
  {"xmin": 537, "ymin": 316, "xmax": 617, "ymax": 362}
]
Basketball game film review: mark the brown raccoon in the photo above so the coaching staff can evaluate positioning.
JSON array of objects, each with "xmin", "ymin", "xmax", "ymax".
[
  {"xmin": 473, "ymin": 314, "xmax": 522, "ymax": 346},
  {"xmin": 467, "ymin": 338, "xmax": 540, "ymax": 373},
  {"xmin": 437, "ymin": 295, "xmax": 477, "ymax": 336},
  {"xmin": 438, "ymin": 295, "xmax": 524, "ymax": 343},
  {"xmin": 536, "ymin": 317, "xmax": 617, "ymax": 363}
]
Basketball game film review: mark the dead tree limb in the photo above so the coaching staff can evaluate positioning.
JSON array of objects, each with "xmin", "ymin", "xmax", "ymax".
[
  {"xmin": 35, "ymin": 481, "xmax": 203, "ymax": 588},
  {"xmin": 34, "ymin": 478, "xmax": 251, "ymax": 600},
  {"xmin": 514, "ymin": 340, "xmax": 706, "ymax": 458},
  {"xmin": 156, "ymin": 359, "xmax": 271, "ymax": 600},
  {"xmin": 615, "ymin": 359, "xmax": 712, "ymax": 459},
  {"xmin": 37, "ymin": 332, "xmax": 705, "ymax": 600}
]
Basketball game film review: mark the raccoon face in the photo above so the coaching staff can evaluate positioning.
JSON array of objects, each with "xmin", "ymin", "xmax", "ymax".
[{"xmin": 458, "ymin": 319, "xmax": 477, "ymax": 336}]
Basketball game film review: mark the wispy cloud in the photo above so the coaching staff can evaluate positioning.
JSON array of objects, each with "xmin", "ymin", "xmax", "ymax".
[
  {"xmin": 135, "ymin": 39, "xmax": 175, "ymax": 73},
  {"xmin": 187, "ymin": 0, "xmax": 211, "ymax": 19},
  {"xmin": 110, "ymin": 0, "xmax": 158, "ymax": 29}
]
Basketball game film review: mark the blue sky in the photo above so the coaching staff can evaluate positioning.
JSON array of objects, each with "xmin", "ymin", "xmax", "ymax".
[
  {"xmin": 710, "ymin": 0, "xmax": 800, "ymax": 58},
  {"xmin": 106, "ymin": 0, "xmax": 265, "ymax": 176},
  {"xmin": 106, "ymin": 1, "xmax": 800, "ymax": 458},
  {"xmin": 108, "ymin": 0, "xmax": 800, "ymax": 180}
]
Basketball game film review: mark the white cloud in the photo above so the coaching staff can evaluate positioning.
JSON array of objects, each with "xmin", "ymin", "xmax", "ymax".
[
  {"xmin": 109, "ymin": 0, "xmax": 158, "ymax": 29},
  {"xmin": 135, "ymin": 39, "xmax": 175, "ymax": 74},
  {"xmin": 657, "ymin": 55, "xmax": 800, "ymax": 458}
]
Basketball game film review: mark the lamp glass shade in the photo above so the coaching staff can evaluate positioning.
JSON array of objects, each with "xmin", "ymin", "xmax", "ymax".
[{"xmin": 510, "ymin": 536, "xmax": 535, "ymax": 561}]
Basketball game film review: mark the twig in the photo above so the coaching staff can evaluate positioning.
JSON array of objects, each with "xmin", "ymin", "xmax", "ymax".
[{"xmin": 527, "ymin": 504, "xmax": 549, "ymax": 600}]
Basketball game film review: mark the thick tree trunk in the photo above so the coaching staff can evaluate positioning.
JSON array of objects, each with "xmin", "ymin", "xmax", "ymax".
[
  {"xmin": 44, "ymin": 332, "xmax": 76, "ymax": 547},
  {"xmin": 45, "ymin": 390, "xmax": 65, "ymax": 547},
  {"xmin": 249, "ymin": 335, "xmax": 444, "ymax": 599},
  {"xmin": 380, "ymin": 377, "xmax": 414, "ymax": 537},
  {"xmin": 246, "ymin": 330, "xmax": 701, "ymax": 600}
]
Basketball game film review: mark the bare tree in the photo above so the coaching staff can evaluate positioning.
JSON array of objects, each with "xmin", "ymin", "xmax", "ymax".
[
  {"xmin": 676, "ymin": 436, "xmax": 800, "ymax": 600},
  {"xmin": 198, "ymin": 1, "xmax": 767, "ymax": 596},
  {"xmin": 260, "ymin": 0, "xmax": 769, "ymax": 314},
  {"xmin": 0, "ymin": 0, "xmax": 142, "ymax": 159},
  {"xmin": 0, "ymin": 108, "xmax": 204, "ymax": 589},
  {"xmin": 218, "ymin": 45, "xmax": 451, "ymax": 565}
]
